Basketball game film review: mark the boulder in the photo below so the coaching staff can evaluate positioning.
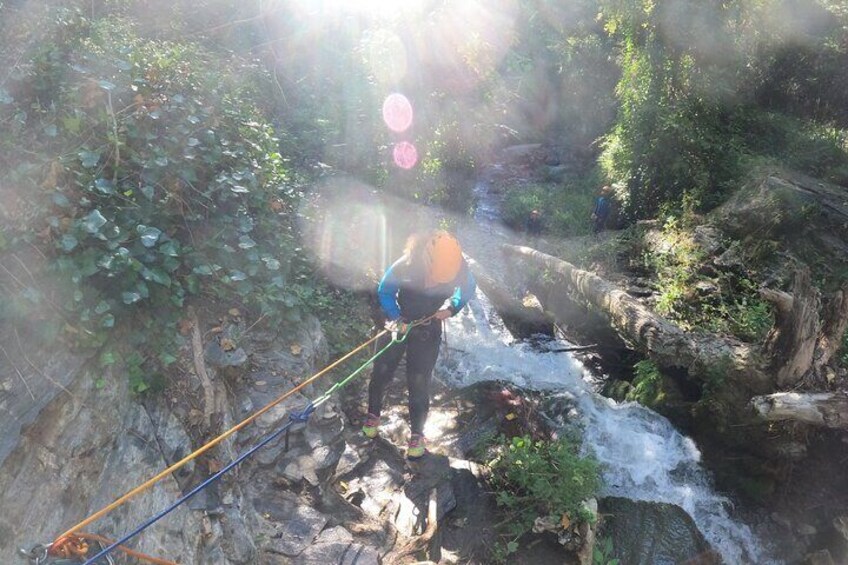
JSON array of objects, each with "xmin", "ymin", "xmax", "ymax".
[{"xmin": 598, "ymin": 497, "xmax": 719, "ymax": 565}]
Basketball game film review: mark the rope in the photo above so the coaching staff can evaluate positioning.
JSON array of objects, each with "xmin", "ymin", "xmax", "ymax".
[
  {"xmin": 49, "ymin": 533, "xmax": 177, "ymax": 565},
  {"xmin": 79, "ymin": 326, "xmax": 417, "ymax": 565},
  {"xmin": 52, "ymin": 329, "xmax": 388, "ymax": 546}
]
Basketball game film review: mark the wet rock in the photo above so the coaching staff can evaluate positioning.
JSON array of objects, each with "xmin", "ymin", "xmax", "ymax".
[
  {"xmin": 797, "ymin": 523, "xmax": 818, "ymax": 536},
  {"xmin": 315, "ymin": 526, "xmax": 353, "ymax": 544},
  {"xmin": 255, "ymin": 491, "xmax": 328, "ymax": 556},
  {"xmin": 395, "ymin": 468, "xmax": 457, "ymax": 537},
  {"xmin": 693, "ymin": 225, "xmax": 724, "ymax": 255},
  {"xmin": 220, "ymin": 506, "xmax": 257, "ymax": 563},
  {"xmin": 804, "ymin": 549, "xmax": 836, "ymax": 565},
  {"xmin": 206, "ymin": 339, "xmax": 248, "ymax": 367},
  {"xmin": 772, "ymin": 512, "xmax": 793, "ymax": 529},
  {"xmin": 333, "ymin": 442, "xmax": 363, "ymax": 479},
  {"xmin": 714, "ymin": 243, "xmax": 744, "ymax": 268},
  {"xmin": 834, "ymin": 515, "xmax": 848, "ymax": 543},
  {"xmin": 345, "ymin": 457, "xmax": 406, "ymax": 517},
  {"xmin": 295, "ymin": 542, "xmax": 380, "ymax": 565},
  {"xmin": 598, "ymin": 497, "xmax": 718, "ymax": 565}
]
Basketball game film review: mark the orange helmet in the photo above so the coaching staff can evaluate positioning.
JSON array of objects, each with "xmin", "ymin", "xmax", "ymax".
[{"xmin": 423, "ymin": 231, "xmax": 463, "ymax": 284}]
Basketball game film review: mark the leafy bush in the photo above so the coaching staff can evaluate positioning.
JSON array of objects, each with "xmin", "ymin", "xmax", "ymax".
[
  {"xmin": 1, "ymin": 13, "xmax": 309, "ymax": 389},
  {"xmin": 488, "ymin": 435, "xmax": 601, "ymax": 560},
  {"xmin": 626, "ymin": 360, "xmax": 665, "ymax": 408},
  {"xmin": 502, "ymin": 178, "xmax": 599, "ymax": 238},
  {"xmin": 644, "ymin": 219, "xmax": 773, "ymax": 342}
]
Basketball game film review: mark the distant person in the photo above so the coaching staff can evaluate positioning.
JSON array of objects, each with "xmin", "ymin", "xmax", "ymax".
[
  {"xmin": 363, "ymin": 230, "xmax": 477, "ymax": 459},
  {"xmin": 591, "ymin": 185, "xmax": 612, "ymax": 234},
  {"xmin": 526, "ymin": 209, "xmax": 543, "ymax": 238}
]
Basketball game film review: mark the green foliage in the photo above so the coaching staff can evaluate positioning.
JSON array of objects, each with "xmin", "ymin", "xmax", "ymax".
[
  {"xmin": 593, "ymin": 536, "xmax": 621, "ymax": 565},
  {"xmin": 598, "ymin": 0, "xmax": 848, "ymax": 219},
  {"xmin": 306, "ymin": 286, "xmax": 373, "ymax": 360},
  {"xmin": 502, "ymin": 178, "xmax": 599, "ymax": 238},
  {"xmin": 644, "ymin": 219, "xmax": 773, "ymax": 342},
  {"xmin": 488, "ymin": 435, "xmax": 601, "ymax": 561},
  {"xmin": 839, "ymin": 329, "xmax": 848, "ymax": 368},
  {"xmin": 626, "ymin": 360, "xmax": 665, "ymax": 408},
  {"xmin": 1, "ymin": 12, "xmax": 310, "ymax": 390}
]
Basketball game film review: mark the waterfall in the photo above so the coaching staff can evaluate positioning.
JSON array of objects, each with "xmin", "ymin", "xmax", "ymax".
[{"xmin": 435, "ymin": 286, "xmax": 773, "ymax": 564}]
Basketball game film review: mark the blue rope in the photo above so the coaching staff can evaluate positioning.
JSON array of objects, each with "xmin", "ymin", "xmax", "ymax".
[
  {"xmin": 82, "ymin": 403, "xmax": 316, "ymax": 565},
  {"xmin": 79, "ymin": 323, "xmax": 412, "ymax": 564}
]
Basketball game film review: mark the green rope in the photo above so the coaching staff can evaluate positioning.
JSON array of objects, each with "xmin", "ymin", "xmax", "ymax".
[{"xmin": 311, "ymin": 327, "xmax": 411, "ymax": 408}]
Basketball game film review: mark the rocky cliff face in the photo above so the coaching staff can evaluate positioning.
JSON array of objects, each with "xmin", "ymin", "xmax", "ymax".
[
  {"xmin": 0, "ymin": 310, "xmax": 502, "ymax": 565},
  {"xmin": 0, "ymin": 312, "xmax": 363, "ymax": 564}
]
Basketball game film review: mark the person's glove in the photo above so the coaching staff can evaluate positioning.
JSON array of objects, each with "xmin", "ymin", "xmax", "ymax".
[
  {"xmin": 433, "ymin": 309, "xmax": 452, "ymax": 321},
  {"xmin": 385, "ymin": 319, "xmax": 408, "ymax": 334}
]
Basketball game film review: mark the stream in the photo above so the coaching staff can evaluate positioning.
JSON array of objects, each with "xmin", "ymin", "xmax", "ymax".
[{"xmin": 434, "ymin": 177, "xmax": 773, "ymax": 564}]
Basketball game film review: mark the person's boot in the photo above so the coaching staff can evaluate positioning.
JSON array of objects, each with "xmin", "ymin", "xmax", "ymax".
[
  {"xmin": 407, "ymin": 433, "xmax": 428, "ymax": 460},
  {"xmin": 361, "ymin": 413, "xmax": 380, "ymax": 439}
]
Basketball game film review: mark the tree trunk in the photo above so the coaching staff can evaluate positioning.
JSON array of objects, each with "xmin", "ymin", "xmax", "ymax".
[
  {"xmin": 750, "ymin": 392, "xmax": 848, "ymax": 429},
  {"xmin": 501, "ymin": 244, "xmax": 772, "ymax": 394},
  {"xmin": 465, "ymin": 254, "xmax": 553, "ymax": 337},
  {"xmin": 815, "ymin": 282, "xmax": 848, "ymax": 371},
  {"xmin": 761, "ymin": 269, "xmax": 821, "ymax": 388}
]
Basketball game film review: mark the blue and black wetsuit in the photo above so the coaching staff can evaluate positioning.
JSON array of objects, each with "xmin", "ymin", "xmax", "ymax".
[
  {"xmin": 592, "ymin": 196, "xmax": 611, "ymax": 234},
  {"xmin": 368, "ymin": 255, "xmax": 476, "ymax": 435}
]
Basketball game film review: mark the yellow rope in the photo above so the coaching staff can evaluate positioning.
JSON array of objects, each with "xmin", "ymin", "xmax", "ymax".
[{"xmin": 54, "ymin": 329, "xmax": 388, "ymax": 543}]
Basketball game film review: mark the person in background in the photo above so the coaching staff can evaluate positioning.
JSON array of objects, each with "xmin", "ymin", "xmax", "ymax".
[
  {"xmin": 591, "ymin": 185, "xmax": 613, "ymax": 234},
  {"xmin": 363, "ymin": 231, "xmax": 477, "ymax": 459},
  {"xmin": 526, "ymin": 209, "xmax": 543, "ymax": 238}
]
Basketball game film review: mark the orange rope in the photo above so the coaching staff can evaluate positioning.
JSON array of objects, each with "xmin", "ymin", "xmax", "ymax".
[
  {"xmin": 54, "ymin": 329, "xmax": 388, "ymax": 543},
  {"xmin": 50, "ymin": 533, "xmax": 178, "ymax": 565}
]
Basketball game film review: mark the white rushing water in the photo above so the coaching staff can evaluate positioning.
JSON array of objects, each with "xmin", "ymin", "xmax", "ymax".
[{"xmin": 434, "ymin": 291, "xmax": 771, "ymax": 564}]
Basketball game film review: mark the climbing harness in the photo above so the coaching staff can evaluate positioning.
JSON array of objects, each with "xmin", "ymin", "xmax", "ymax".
[
  {"xmin": 19, "ymin": 532, "xmax": 178, "ymax": 565},
  {"xmin": 23, "ymin": 316, "xmax": 433, "ymax": 565}
]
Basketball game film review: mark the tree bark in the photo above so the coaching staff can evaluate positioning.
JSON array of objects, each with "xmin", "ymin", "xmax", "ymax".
[
  {"xmin": 750, "ymin": 392, "xmax": 848, "ymax": 429},
  {"xmin": 465, "ymin": 254, "xmax": 553, "ymax": 337},
  {"xmin": 815, "ymin": 282, "xmax": 848, "ymax": 371},
  {"xmin": 501, "ymin": 244, "xmax": 772, "ymax": 394},
  {"xmin": 761, "ymin": 269, "xmax": 821, "ymax": 388}
]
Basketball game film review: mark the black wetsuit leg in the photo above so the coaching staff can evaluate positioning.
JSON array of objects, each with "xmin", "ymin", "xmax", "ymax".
[{"xmin": 405, "ymin": 324, "xmax": 442, "ymax": 435}]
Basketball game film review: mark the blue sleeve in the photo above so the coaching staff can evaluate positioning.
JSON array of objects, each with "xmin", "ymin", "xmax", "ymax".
[
  {"xmin": 377, "ymin": 259, "xmax": 404, "ymax": 321},
  {"xmin": 449, "ymin": 266, "xmax": 476, "ymax": 314}
]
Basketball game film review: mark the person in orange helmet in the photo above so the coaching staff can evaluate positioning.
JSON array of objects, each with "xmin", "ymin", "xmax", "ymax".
[{"xmin": 363, "ymin": 230, "xmax": 476, "ymax": 459}]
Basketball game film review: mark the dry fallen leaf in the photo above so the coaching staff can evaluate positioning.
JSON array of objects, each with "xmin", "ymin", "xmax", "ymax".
[
  {"xmin": 290, "ymin": 344, "xmax": 302, "ymax": 356},
  {"xmin": 561, "ymin": 514, "xmax": 571, "ymax": 529},
  {"xmin": 228, "ymin": 308, "xmax": 241, "ymax": 317},
  {"xmin": 505, "ymin": 412, "xmax": 517, "ymax": 421},
  {"xmin": 178, "ymin": 318, "xmax": 193, "ymax": 335},
  {"xmin": 220, "ymin": 337, "xmax": 236, "ymax": 351}
]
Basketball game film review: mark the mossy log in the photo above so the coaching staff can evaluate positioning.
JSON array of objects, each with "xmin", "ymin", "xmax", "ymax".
[
  {"xmin": 502, "ymin": 244, "xmax": 772, "ymax": 395},
  {"xmin": 751, "ymin": 392, "xmax": 848, "ymax": 429},
  {"xmin": 502, "ymin": 245, "xmax": 848, "ymax": 430},
  {"xmin": 465, "ymin": 254, "xmax": 554, "ymax": 337}
]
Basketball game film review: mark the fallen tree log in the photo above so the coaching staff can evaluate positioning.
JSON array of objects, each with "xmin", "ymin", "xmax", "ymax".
[
  {"xmin": 761, "ymin": 271, "xmax": 848, "ymax": 388},
  {"xmin": 465, "ymin": 254, "xmax": 553, "ymax": 337},
  {"xmin": 750, "ymin": 392, "xmax": 848, "ymax": 429},
  {"xmin": 501, "ymin": 244, "xmax": 772, "ymax": 394}
]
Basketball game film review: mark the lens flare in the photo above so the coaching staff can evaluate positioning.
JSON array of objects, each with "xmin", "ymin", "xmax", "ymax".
[
  {"xmin": 382, "ymin": 93, "xmax": 413, "ymax": 133},
  {"xmin": 392, "ymin": 141, "xmax": 418, "ymax": 169}
]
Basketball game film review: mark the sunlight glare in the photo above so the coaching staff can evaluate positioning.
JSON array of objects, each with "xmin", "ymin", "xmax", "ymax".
[
  {"xmin": 392, "ymin": 141, "xmax": 418, "ymax": 169},
  {"xmin": 382, "ymin": 93, "xmax": 413, "ymax": 133}
]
